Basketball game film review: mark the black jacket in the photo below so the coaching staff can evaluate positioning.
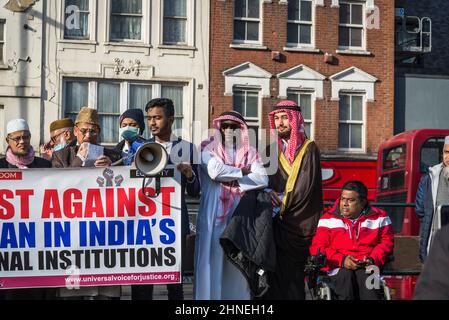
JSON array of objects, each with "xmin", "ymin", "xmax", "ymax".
[
  {"xmin": 220, "ymin": 190, "xmax": 276, "ymax": 298},
  {"xmin": 0, "ymin": 156, "xmax": 51, "ymax": 168},
  {"xmin": 414, "ymin": 223, "xmax": 449, "ymax": 300}
]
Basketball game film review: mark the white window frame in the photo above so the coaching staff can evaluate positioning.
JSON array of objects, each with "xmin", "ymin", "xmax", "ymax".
[
  {"xmin": 286, "ymin": 89, "xmax": 315, "ymax": 140},
  {"xmin": 59, "ymin": 0, "xmax": 97, "ymax": 43},
  {"xmin": 233, "ymin": 0, "xmax": 263, "ymax": 45},
  {"xmin": 232, "ymin": 86, "xmax": 262, "ymax": 141},
  {"xmin": 0, "ymin": 19, "xmax": 5, "ymax": 66},
  {"xmin": 62, "ymin": 79, "xmax": 189, "ymax": 144},
  {"xmin": 338, "ymin": 1, "xmax": 366, "ymax": 50},
  {"xmin": 159, "ymin": 0, "xmax": 194, "ymax": 46},
  {"xmin": 106, "ymin": 0, "xmax": 149, "ymax": 43},
  {"xmin": 286, "ymin": 0, "xmax": 315, "ymax": 48},
  {"xmin": 338, "ymin": 92, "xmax": 366, "ymax": 152}
]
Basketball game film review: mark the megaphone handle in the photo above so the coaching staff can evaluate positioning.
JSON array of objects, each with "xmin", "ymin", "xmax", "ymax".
[
  {"xmin": 155, "ymin": 177, "xmax": 161, "ymax": 197},
  {"xmin": 141, "ymin": 176, "xmax": 161, "ymax": 198}
]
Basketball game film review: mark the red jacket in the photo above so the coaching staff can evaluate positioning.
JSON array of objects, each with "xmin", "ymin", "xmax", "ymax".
[{"xmin": 310, "ymin": 200, "xmax": 394, "ymax": 271}]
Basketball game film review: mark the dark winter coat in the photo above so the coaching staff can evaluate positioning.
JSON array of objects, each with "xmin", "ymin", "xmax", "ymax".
[
  {"xmin": 414, "ymin": 223, "xmax": 449, "ymax": 300},
  {"xmin": 220, "ymin": 190, "xmax": 276, "ymax": 298}
]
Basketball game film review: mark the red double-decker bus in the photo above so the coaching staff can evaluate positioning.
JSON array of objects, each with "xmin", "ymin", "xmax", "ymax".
[{"xmin": 376, "ymin": 129, "xmax": 449, "ymax": 299}]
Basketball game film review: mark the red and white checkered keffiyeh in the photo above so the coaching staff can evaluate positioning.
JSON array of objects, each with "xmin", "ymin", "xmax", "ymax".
[
  {"xmin": 269, "ymin": 100, "xmax": 306, "ymax": 164},
  {"xmin": 201, "ymin": 111, "xmax": 255, "ymax": 221}
]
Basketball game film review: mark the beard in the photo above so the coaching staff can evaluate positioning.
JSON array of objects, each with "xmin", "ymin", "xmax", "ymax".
[
  {"xmin": 443, "ymin": 165, "xmax": 449, "ymax": 180},
  {"xmin": 277, "ymin": 128, "xmax": 291, "ymax": 140}
]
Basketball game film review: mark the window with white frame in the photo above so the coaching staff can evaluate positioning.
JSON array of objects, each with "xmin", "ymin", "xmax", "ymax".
[
  {"xmin": 64, "ymin": 79, "xmax": 185, "ymax": 144},
  {"xmin": 339, "ymin": 1, "xmax": 364, "ymax": 49},
  {"xmin": 287, "ymin": 90, "xmax": 313, "ymax": 139},
  {"xmin": 64, "ymin": 0, "xmax": 90, "ymax": 39},
  {"xmin": 233, "ymin": 0, "xmax": 261, "ymax": 43},
  {"xmin": 0, "ymin": 20, "xmax": 5, "ymax": 64},
  {"xmin": 233, "ymin": 87, "xmax": 260, "ymax": 142},
  {"xmin": 163, "ymin": 0, "xmax": 187, "ymax": 44},
  {"xmin": 287, "ymin": 0, "xmax": 313, "ymax": 46},
  {"xmin": 338, "ymin": 93, "xmax": 364, "ymax": 150},
  {"xmin": 110, "ymin": 0, "xmax": 143, "ymax": 41}
]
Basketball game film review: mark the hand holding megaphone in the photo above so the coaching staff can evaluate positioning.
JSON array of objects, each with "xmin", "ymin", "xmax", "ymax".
[{"xmin": 177, "ymin": 162, "xmax": 194, "ymax": 180}]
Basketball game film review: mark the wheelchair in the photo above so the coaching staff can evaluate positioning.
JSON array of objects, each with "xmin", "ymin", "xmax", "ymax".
[{"xmin": 304, "ymin": 250, "xmax": 392, "ymax": 300}]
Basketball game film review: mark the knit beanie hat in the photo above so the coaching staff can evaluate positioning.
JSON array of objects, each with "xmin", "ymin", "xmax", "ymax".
[{"xmin": 119, "ymin": 108, "xmax": 145, "ymax": 135}]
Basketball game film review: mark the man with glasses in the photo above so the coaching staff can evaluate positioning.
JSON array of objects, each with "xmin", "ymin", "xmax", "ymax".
[
  {"xmin": 40, "ymin": 118, "xmax": 75, "ymax": 161},
  {"xmin": 0, "ymin": 118, "xmax": 52, "ymax": 299},
  {"xmin": 52, "ymin": 107, "xmax": 120, "ymax": 168},
  {"xmin": 51, "ymin": 107, "xmax": 120, "ymax": 299},
  {"xmin": 0, "ymin": 118, "xmax": 51, "ymax": 169}
]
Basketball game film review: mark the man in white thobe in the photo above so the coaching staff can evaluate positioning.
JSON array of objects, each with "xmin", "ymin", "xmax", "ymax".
[{"xmin": 194, "ymin": 111, "xmax": 268, "ymax": 300}]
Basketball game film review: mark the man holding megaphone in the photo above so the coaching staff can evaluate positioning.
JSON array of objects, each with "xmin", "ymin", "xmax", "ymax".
[{"xmin": 129, "ymin": 98, "xmax": 200, "ymax": 300}]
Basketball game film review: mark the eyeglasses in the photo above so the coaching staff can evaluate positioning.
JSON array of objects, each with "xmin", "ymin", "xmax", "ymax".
[
  {"xmin": 50, "ymin": 131, "xmax": 69, "ymax": 144},
  {"xmin": 77, "ymin": 127, "xmax": 98, "ymax": 136},
  {"xmin": 221, "ymin": 123, "xmax": 240, "ymax": 130},
  {"xmin": 7, "ymin": 135, "xmax": 31, "ymax": 143}
]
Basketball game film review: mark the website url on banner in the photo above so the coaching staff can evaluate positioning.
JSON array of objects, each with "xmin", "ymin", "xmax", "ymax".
[{"xmin": 65, "ymin": 272, "xmax": 179, "ymax": 287}]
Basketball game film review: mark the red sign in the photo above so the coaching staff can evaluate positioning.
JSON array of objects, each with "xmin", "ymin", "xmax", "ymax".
[{"xmin": 0, "ymin": 172, "xmax": 23, "ymax": 180}]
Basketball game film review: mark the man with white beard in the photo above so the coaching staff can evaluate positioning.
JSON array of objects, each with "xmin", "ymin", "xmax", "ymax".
[{"xmin": 415, "ymin": 136, "xmax": 449, "ymax": 262}]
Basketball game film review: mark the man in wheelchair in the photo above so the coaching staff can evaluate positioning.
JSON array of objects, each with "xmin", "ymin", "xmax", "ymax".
[{"xmin": 309, "ymin": 181, "xmax": 394, "ymax": 300}]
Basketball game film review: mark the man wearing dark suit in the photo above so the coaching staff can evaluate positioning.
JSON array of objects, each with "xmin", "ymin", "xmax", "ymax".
[{"xmin": 52, "ymin": 107, "xmax": 120, "ymax": 168}]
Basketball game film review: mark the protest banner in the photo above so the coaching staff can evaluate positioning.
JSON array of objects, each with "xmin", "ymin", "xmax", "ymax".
[{"xmin": 0, "ymin": 166, "xmax": 181, "ymax": 290}]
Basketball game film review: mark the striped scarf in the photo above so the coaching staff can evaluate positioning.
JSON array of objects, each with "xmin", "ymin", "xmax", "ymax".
[{"xmin": 269, "ymin": 100, "xmax": 306, "ymax": 164}]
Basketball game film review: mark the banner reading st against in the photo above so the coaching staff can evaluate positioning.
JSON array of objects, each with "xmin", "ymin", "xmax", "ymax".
[{"xmin": 0, "ymin": 166, "xmax": 181, "ymax": 290}]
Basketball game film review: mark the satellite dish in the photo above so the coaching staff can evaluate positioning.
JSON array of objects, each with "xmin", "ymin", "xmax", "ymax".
[{"xmin": 4, "ymin": 0, "xmax": 37, "ymax": 13}]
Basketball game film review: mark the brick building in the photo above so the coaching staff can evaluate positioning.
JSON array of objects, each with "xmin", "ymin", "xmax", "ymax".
[{"xmin": 209, "ymin": 0, "xmax": 394, "ymax": 158}]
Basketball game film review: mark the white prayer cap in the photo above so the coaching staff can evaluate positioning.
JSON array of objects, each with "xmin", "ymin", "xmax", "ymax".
[
  {"xmin": 6, "ymin": 119, "xmax": 30, "ymax": 135},
  {"xmin": 445, "ymin": 136, "xmax": 449, "ymax": 145}
]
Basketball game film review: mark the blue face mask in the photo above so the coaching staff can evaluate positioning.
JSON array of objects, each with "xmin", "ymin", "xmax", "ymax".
[
  {"xmin": 53, "ymin": 142, "xmax": 66, "ymax": 152},
  {"xmin": 120, "ymin": 126, "xmax": 140, "ymax": 141}
]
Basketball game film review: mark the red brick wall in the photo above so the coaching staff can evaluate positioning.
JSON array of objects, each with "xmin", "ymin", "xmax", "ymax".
[{"xmin": 209, "ymin": 0, "xmax": 394, "ymax": 157}]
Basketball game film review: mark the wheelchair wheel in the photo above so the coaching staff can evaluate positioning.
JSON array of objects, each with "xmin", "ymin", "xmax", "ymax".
[
  {"xmin": 381, "ymin": 280, "xmax": 392, "ymax": 300},
  {"xmin": 318, "ymin": 284, "xmax": 332, "ymax": 300}
]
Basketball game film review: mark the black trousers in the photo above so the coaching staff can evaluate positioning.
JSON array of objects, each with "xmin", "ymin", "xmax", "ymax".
[
  {"xmin": 131, "ymin": 284, "xmax": 183, "ymax": 300},
  {"xmin": 266, "ymin": 250, "xmax": 307, "ymax": 300},
  {"xmin": 132, "ymin": 234, "xmax": 186, "ymax": 301},
  {"xmin": 329, "ymin": 268, "xmax": 382, "ymax": 300}
]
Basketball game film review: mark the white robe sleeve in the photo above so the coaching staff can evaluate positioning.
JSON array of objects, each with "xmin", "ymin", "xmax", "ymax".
[
  {"xmin": 238, "ymin": 156, "xmax": 269, "ymax": 192},
  {"xmin": 202, "ymin": 150, "xmax": 243, "ymax": 182}
]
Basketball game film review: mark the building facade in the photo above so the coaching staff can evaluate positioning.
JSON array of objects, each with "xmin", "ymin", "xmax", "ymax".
[
  {"xmin": 209, "ymin": 0, "xmax": 394, "ymax": 158},
  {"xmin": 0, "ymin": 0, "xmax": 210, "ymax": 153},
  {"xmin": 0, "ymin": 0, "xmax": 44, "ymax": 154}
]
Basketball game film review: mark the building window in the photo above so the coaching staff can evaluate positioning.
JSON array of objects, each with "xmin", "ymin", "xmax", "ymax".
[
  {"xmin": 162, "ymin": 85, "xmax": 184, "ymax": 133},
  {"xmin": 0, "ymin": 20, "xmax": 5, "ymax": 64},
  {"xmin": 64, "ymin": 0, "xmax": 90, "ymax": 39},
  {"xmin": 339, "ymin": 1, "xmax": 364, "ymax": 49},
  {"xmin": 163, "ymin": 0, "xmax": 187, "ymax": 44},
  {"xmin": 64, "ymin": 80, "xmax": 89, "ymax": 122},
  {"xmin": 339, "ymin": 93, "xmax": 364, "ymax": 150},
  {"xmin": 287, "ymin": 0, "xmax": 313, "ymax": 46},
  {"xmin": 64, "ymin": 79, "xmax": 185, "ymax": 144},
  {"xmin": 234, "ymin": 0, "xmax": 261, "ymax": 43},
  {"xmin": 287, "ymin": 91, "xmax": 313, "ymax": 139},
  {"xmin": 97, "ymin": 82, "xmax": 121, "ymax": 144},
  {"xmin": 110, "ymin": 0, "xmax": 143, "ymax": 41},
  {"xmin": 233, "ymin": 88, "xmax": 260, "ymax": 140}
]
